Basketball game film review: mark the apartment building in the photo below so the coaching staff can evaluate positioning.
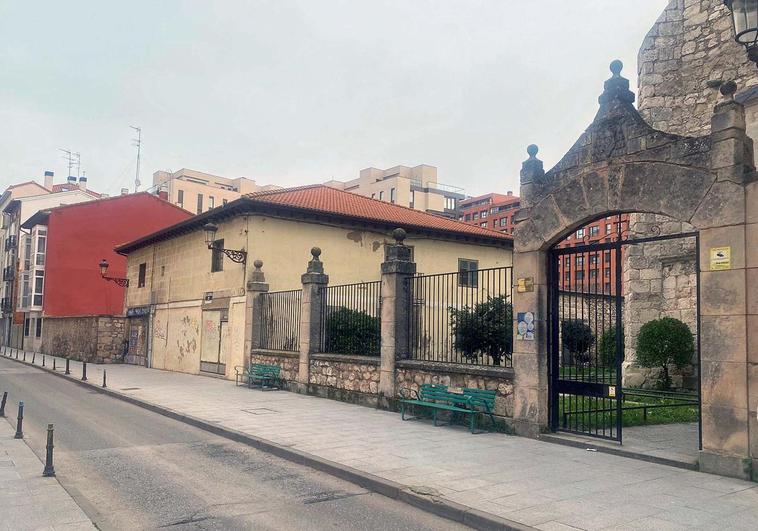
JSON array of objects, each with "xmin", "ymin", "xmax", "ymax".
[
  {"xmin": 324, "ymin": 165, "xmax": 465, "ymax": 218},
  {"xmin": 152, "ymin": 168, "xmax": 280, "ymax": 215},
  {"xmin": 459, "ymin": 192, "xmax": 521, "ymax": 234}
]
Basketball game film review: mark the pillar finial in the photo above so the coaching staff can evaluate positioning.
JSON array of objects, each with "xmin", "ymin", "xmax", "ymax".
[
  {"xmin": 720, "ymin": 80, "xmax": 737, "ymax": 101},
  {"xmin": 598, "ymin": 59, "xmax": 635, "ymax": 105},
  {"xmin": 310, "ymin": 247, "xmax": 322, "ymax": 261},
  {"xmin": 392, "ymin": 228, "xmax": 407, "ymax": 245}
]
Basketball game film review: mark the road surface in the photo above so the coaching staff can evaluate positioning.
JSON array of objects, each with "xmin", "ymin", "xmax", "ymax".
[{"xmin": 0, "ymin": 357, "xmax": 468, "ymax": 530}]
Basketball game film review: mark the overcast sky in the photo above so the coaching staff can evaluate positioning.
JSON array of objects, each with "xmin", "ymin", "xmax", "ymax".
[{"xmin": 0, "ymin": 1, "xmax": 667, "ymax": 198}]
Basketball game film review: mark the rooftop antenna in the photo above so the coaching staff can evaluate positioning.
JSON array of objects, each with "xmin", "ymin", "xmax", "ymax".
[
  {"xmin": 131, "ymin": 126, "xmax": 142, "ymax": 192},
  {"xmin": 59, "ymin": 149, "xmax": 75, "ymax": 179},
  {"xmin": 74, "ymin": 152, "xmax": 81, "ymax": 178}
]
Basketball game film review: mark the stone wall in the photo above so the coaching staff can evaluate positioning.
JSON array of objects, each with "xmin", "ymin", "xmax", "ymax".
[
  {"xmin": 309, "ymin": 354, "xmax": 380, "ymax": 395},
  {"xmin": 396, "ymin": 360, "xmax": 514, "ymax": 419},
  {"xmin": 42, "ymin": 316, "xmax": 127, "ymax": 363},
  {"xmin": 250, "ymin": 350, "xmax": 299, "ymax": 382},
  {"xmin": 638, "ymin": 0, "xmax": 758, "ymax": 136},
  {"xmin": 558, "ymin": 292, "xmax": 619, "ymax": 339}
]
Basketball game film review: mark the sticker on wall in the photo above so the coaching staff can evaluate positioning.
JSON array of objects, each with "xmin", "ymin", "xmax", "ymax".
[
  {"xmin": 517, "ymin": 312, "xmax": 535, "ymax": 341},
  {"xmin": 709, "ymin": 247, "xmax": 731, "ymax": 271},
  {"xmin": 517, "ymin": 277, "xmax": 534, "ymax": 293}
]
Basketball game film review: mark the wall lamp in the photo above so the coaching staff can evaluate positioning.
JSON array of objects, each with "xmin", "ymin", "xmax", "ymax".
[
  {"xmin": 99, "ymin": 259, "xmax": 129, "ymax": 287},
  {"xmin": 203, "ymin": 223, "xmax": 247, "ymax": 264}
]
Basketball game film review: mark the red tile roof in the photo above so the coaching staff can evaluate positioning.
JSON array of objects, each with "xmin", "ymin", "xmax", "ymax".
[
  {"xmin": 50, "ymin": 183, "xmax": 102, "ymax": 197},
  {"xmin": 246, "ymin": 185, "xmax": 512, "ymax": 241}
]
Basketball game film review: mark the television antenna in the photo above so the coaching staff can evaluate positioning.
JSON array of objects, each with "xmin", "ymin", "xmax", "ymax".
[{"xmin": 131, "ymin": 126, "xmax": 142, "ymax": 192}]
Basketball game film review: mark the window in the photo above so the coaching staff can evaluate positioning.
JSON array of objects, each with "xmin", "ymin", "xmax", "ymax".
[
  {"xmin": 177, "ymin": 189, "xmax": 184, "ymax": 208},
  {"xmin": 445, "ymin": 197, "xmax": 456, "ymax": 210},
  {"xmin": 21, "ymin": 273, "xmax": 30, "ymax": 308},
  {"xmin": 575, "ymin": 255, "xmax": 584, "ymax": 267},
  {"xmin": 196, "ymin": 194, "xmax": 204, "ymax": 214},
  {"xmin": 209, "ymin": 196, "xmax": 215, "ymax": 209},
  {"xmin": 605, "ymin": 282, "xmax": 611, "ymax": 292},
  {"xmin": 575, "ymin": 270, "xmax": 585, "ymax": 281},
  {"xmin": 222, "ymin": 199, "xmax": 228, "ymax": 206},
  {"xmin": 473, "ymin": 212, "xmax": 479, "ymax": 220},
  {"xmin": 379, "ymin": 191, "xmax": 384, "ymax": 201},
  {"xmin": 24, "ymin": 318, "xmax": 30, "ymax": 337},
  {"xmin": 605, "ymin": 267, "xmax": 611, "ymax": 277},
  {"xmin": 565, "ymin": 272, "xmax": 570, "ymax": 281},
  {"xmin": 161, "ymin": 265, "xmax": 165, "ymax": 277},
  {"xmin": 589, "ymin": 255, "xmax": 598, "ymax": 266},
  {"xmin": 138, "ymin": 263, "xmax": 147, "ymax": 288},
  {"xmin": 500, "ymin": 217, "xmax": 507, "ymax": 227},
  {"xmin": 481, "ymin": 210, "xmax": 488, "ymax": 218},
  {"xmin": 35, "ymin": 230, "xmax": 46, "ymax": 266},
  {"xmin": 604, "ymin": 250, "xmax": 611, "ymax": 262},
  {"xmin": 211, "ymin": 239, "xmax": 224, "ymax": 272},
  {"xmin": 564, "ymin": 257, "xmax": 570, "ymax": 268},
  {"xmin": 491, "ymin": 207, "xmax": 498, "ymax": 214},
  {"xmin": 589, "ymin": 269, "xmax": 598, "ymax": 279},
  {"xmin": 458, "ymin": 259, "xmax": 478, "ymax": 288},
  {"xmin": 390, "ymin": 188, "xmax": 396, "ymax": 203},
  {"xmin": 606, "ymin": 223, "xmax": 612, "ymax": 234},
  {"xmin": 33, "ymin": 271, "xmax": 44, "ymax": 306},
  {"xmin": 23, "ymin": 234, "xmax": 31, "ymax": 270},
  {"xmin": 410, "ymin": 190, "xmax": 415, "ymax": 208},
  {"xmin": 371, "ymin": 193, "xmax": 376, "ymax": 199},
  {"xmin": 589, "ymin": 226, "xmax": 599, "ymax": 237},
  {"xmin": 35, "ymin": 318, "xmax": 42, "ymax": 338},
  {"xmin": 464, "ymin": 214, "xmax": 471, "ymax": 221},
  {"xmin": 576, "ymin": 228, "xmax": 586, "ymax": 238},
  {"xmin": 480, "ymin": 222, "xmax": 487, "ymax": 228}
]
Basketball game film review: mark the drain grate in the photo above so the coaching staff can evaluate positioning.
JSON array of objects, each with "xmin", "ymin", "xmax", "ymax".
[{"xmin": 120, "ymin": 387, "xmax": 141, "ymax": 391}]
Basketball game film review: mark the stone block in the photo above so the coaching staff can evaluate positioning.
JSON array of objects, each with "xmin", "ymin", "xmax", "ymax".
[
  {"xmin": 699, "ymin": 269, "xmax": 746, "ymax": 316},
  {"xmin": 513, "ymin": 218, "xmax": 545, "ymax": 253},
  {"xmin": 747, "ymin": 268, "xmax": 758, "ymax": 315},
  {"xmin": 701, "ymin": 404, "xmax": 749, "ymax": 456},
  {"xmin": 699, "ymin": 451, "xmax": 752, "ymax": 481},
  {"xmin": 748, "ymin": 315, "xmax": 758, "ymax": 364},
  {"xmin": 746, "ymin": 181, "xmax": 758, "ymax": 224},
  {"xmin": 699, "ymin": 225, "xmax": 746, "ymax": 271},
  {"xmin": 691, "ymin": 180, "xmax": 746, "ymax": 228},
  {"xmin": 747, "ymin": 224, "xmax": 758, "ymax": 268},
  {"xmin": 701, "ymin": 360, "xmax": 747, "ymax": 408},
  {"xmin": 532, "ymin": 196, "xmax": 567, "ymax": 246},
  {"xmin": 512, "ymin": 250, "xmax": 547, "ymax": 284},
  {"xmin": 700, "ymin": 315, "xmax": 746, "ymax": 363}
]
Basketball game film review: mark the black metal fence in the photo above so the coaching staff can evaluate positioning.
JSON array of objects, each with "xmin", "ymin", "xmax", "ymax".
[
  {"xmin": 320, "ymin": 281, "xmax": 382, "ymax": 356},
  {"xmin": 408, "ymin": 266, "xmax": 513, "ymax": 367},
  {"xmin": 260, "ymin": 289, "xmax": 301, "ymax": 351}
]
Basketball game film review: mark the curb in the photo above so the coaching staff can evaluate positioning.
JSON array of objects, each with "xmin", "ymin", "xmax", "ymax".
[{"xmin": 1, "ymin": 353, "xmax": 532, "ymax": 531}]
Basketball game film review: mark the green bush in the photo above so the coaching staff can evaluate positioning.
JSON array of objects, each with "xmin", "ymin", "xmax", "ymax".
[
  {"xmin": 449, "ymin": 295, "xmax": 512, "ymax": 366},
  {"xmin": 636, "ymin": 317, "xmax": 694, "ymax": 390},
  {"xmin": 561, "ymin": 320, "xmax": 594, "ymax": 364},
  {"xmin": 324, "ymin": 307, "xmax": 380, "ymax": 356},
  {"xmin": 598, "ymin": 325, "xmax": 624, "ymax": 367}
]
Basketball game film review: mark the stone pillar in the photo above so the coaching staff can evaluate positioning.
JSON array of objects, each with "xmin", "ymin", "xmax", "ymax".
[
  {"xmin": 699, "ymin": 81, "xmax": 754, "ymax": 479},
  {"xmin": 511, "ymin": 146, "xmax": 549, "ymax": 437},
  {"xmin": 297, "ymin": 247, "xmax": 328, "ymax": 393},
  {"xmin": 378, "ymin": 228, "xmax": 416, "ymax": 402},
  {"xmin": 244, "ymin": 259, "xmax": 269, "ymax": 368}
]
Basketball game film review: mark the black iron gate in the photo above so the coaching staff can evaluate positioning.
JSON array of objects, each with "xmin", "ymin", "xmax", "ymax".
[{"xmin": 548, "ymin": 215, "xmax": 700, "ymax": 443}]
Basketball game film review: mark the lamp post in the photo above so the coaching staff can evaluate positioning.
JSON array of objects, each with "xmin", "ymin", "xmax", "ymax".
[
  {"xmin": 203, "ymin": 223, "xmax": 247, "ymax": 264},
  {"xmin": 99, "ymin": 259, "xmax": 129, "ymax": 287},
  {"xmin": 724, "ymin": 0, "xmax": 758, "ymax": 66}
]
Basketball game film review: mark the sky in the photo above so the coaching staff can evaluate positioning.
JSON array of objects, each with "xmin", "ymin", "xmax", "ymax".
[{"xmin": 0, "ymin": 1, "xmax": 668, "ymax": 198}]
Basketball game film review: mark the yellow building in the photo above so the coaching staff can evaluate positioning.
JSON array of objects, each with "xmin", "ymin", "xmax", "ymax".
[{"xmin": 116, "ymin": 184, "xmax": 512, "ymax": 379}]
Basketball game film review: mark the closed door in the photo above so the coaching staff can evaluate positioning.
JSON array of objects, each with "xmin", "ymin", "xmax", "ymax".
[{"xmin": 200, "ymin": 311, "xmax": 225, "ymax": 375}]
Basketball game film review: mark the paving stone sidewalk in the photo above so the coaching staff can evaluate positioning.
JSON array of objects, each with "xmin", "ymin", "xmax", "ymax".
[
  {"xmin": 0, "ymin": 411, "xmax": 95, "ymax": 530},
  {"xmin": 9, "ymin": 351, "xmax": 758, "ymax": 530}
]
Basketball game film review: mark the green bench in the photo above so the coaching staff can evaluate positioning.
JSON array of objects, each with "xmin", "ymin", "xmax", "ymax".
[
  {"xmin": 398, "ymin": 384, "xmax": 497, "ymax": 433},
  {"xmin": 234, "ymin": 363, "xmax": 282, "ymax": 390}
]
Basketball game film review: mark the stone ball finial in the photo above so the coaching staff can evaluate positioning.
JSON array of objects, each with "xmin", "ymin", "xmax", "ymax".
[
  {"xmin": 527, "ymin": 144, "xmax": 539, "ymax": 158},
  {"xmin": 253, "ymin": 259, "xmax": 263, "ymax": 270},
  {"xmin": 310, "ymin": 247, "xmax": 322, "ymax": 260},
  {"xmin": 720, "ymin": 80, "xmax": 737, "ymax": 100},
  {"xmin": 609, "ymin": 59, "xmax": 623, "ymax": 77},
  {"xmin": 392, "ymin": 228, "xmax": 407, "ymax": 245}
]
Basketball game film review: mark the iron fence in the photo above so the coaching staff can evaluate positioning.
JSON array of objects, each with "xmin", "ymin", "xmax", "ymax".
[
  {"xmin": 320, "ymin": 281, "xmax": 382, "ymax": 356},
  {"xmin": 408, "ymin": 266, "xmax": 513, "ymax": 367},
  {"xmin": 260, "ymin": 289, "xmax": 301, "ymax": 351}
]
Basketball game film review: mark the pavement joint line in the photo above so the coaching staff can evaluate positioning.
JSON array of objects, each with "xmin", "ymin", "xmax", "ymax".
[{"xmin": 2, "ymin": 354, "xmax": 533, "ymax": 531}]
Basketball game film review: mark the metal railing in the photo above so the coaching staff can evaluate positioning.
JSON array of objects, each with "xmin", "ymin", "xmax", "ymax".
[
  {"xmin": 408, "ymin": 266, "xmax": 513, "ymax": 367},
  {"xmin": 259, "ymin": 289, "xmax": 301, "ymax": 352},
  {"xmin": 2, "ymin": 266, "xmax": 14, "ymax": 281},
  {"xmin": 320, "ymin": 281, "xmax": 381, "ymax": 356},
  {"xmin": 4, "ymin": 236, "xmax": 17, "ymax": 251}
]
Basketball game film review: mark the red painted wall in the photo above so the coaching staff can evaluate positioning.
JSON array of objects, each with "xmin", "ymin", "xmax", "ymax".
[{"xmin": 42, "ymin": 193, "xmax": 192, "ymax": 317}]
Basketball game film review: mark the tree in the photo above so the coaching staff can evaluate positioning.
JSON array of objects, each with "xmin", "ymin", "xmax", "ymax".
[
  {"xmin": 598, "ymin": 325, "xmax": 625, "ymax": 367},
  {"xmin": 324, "ymin": 307, "xmax": 380, "ymax": 356},
  {"xmin": 636, "ymin": 317, "xmax": 694, "ymax": 390},
  {"xmin": 449, "ymin": 295, "xmax": 513, "ymax": 366},
  {"xmin": 561, "ymin": 320, "xmax": 594, "ymax": 365}
]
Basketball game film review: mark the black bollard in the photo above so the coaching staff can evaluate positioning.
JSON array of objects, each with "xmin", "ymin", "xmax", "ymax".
[
  {"xmin": 0, "ymin": 391, "xmax": 6, "ymax": 417},
  {"xmin": 82, "ymin": 361, "xmax": 87, "ymax": 381},
  {"xmin": 14, "ymin": 402, "xmax": 23, "ymax": 439},
  {"xmin": 65, "ymin": 358, "xmax": 70, "ymax": 375},
  {"xmin": 43, "ymin": 424, "xmax": 55, "ymax": 477},
  {"xmin": 42, "ymin": 354, "xmax": 45, "ymax": 367},
  {"xmin": 32, "ymin": 353, "xmax": 36, "ymax": 364},
  {"xmin": 102, "ymin": 370, "xmax": 107, "ymax": 388},
  {"xmin": 23, "ymin": 351, "xmax": 26, "ymax": 362},
  {"xmin": 53, "ymin": 358, "xmax": 56, "ymax": 371},
  {"xmin": 15, "ymin": 348, "xmax": 18, "ymax": 359}
]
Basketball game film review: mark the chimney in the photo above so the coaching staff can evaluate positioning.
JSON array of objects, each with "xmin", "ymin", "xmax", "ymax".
[
  {"xmin": 43, "ymin": 170, "xmax": 54, "ymax": 190},
  {"xmin": 78, "ymin": 175, "xmax": 87, "ymax": 190},
  {"xmin": 158, "ymin": 190, "xmax": 168, "ymax": 201},
  {"xmin": 507, "ymin": 190, "xmax": 513, "ymax": 196},
  {"xmin": 120, "ymin": 188, "xmax": 129, "ymax": 196},
  {"xmin": 67, "ymin": 175, "xmax": 77, "ymax": 187}
]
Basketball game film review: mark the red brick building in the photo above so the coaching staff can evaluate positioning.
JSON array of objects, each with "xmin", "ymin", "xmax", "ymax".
[{"xmin": 459, "ymin": 192, "xmax": 520, "ymax": 234}]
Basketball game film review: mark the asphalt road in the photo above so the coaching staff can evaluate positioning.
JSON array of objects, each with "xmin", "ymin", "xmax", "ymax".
[{"xmin": 0, "ymin": 357, "xmax": 468, "ymax": 530}]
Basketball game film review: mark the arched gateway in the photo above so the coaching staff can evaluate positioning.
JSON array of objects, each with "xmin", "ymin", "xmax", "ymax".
[{"xmin": 511, "ymin": 61, "xmax": 758, "ymax": 480}]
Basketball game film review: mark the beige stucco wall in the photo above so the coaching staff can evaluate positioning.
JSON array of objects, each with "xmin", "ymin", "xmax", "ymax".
[{"xmin": 123, "ymin": 214, "xmax": 512, "ymax": 379}]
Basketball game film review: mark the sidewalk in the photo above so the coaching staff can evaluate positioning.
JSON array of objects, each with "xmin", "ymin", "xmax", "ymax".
[
  {"xmin": 0, "ymin": 413, "xmax": 95, "ymax": 530},
  {"xmin": 7, "ymin": 350, "xmax": 758, "ymax": 530}
]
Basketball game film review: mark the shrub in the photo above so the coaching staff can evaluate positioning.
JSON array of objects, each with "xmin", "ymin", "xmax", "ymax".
[
  {"xmin": 636, "ymin": 317, "xmax": 694, "ymax": 390},
  {"xmin": 450, "ymin": 295, "xmax": 513, "ymax": 366},
  {"xmin": 324, "ymin": 307, "xmax": 380, "ymax": 356},
  {"xmin": 561, "ymin": 320, "xmax": 594, "ymax": 365},
  {"xmin": 598, "ymin": 325, "xmax": 625, "ymax": 367}
]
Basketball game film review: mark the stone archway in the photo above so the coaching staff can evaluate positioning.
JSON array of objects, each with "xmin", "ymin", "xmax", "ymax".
[{"xmin": 511, "ymin": 62, "xmax": 757, "ymax": 480}]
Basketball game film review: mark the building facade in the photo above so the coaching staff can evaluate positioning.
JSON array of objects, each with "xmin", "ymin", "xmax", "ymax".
[
  {"xmin": 117, "ymin": 185, "xmax": 512, "ymax": 379},
  {"xmin": 459, "ymin": 192, "xmax": 520, "ymax": 234},
  {"xmin": 324, "ymin": 165, "xmax": 465, "ymax": 218},
  {"xmin": 152, "ymin": 168, "xmax": 280, "ymax": 215},
  {"xmin": 19, "ymin": 193, "xmax": 192, "ymax": 359}
]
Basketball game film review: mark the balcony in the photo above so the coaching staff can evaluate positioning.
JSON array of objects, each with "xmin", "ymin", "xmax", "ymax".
[
  {"xmin": 4, "ymin": 235, "xmax": 17, "ymax": 251},
  {"xmin": 1, "ymin": 297, "xmax": 12, "ymax": 314},
  {"xmin": 2, "ymin": 266, "xmax": 14, "ymax": 282}
]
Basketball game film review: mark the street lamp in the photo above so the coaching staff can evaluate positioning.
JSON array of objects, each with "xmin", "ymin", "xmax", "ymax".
[
  {"xmin": 98, "ymin": 259, "xmax": 129, "ymax": 287},
  {"xmin": 202, "ymin": 222, "xmax": 247, "ymax": 263},
  {"xmin": 724, "ymin": 0, "xmax": 758, "ymax": 66}
]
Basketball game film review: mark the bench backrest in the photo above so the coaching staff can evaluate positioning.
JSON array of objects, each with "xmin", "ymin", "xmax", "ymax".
[
  {"xmin": 463, "ymin": 388, "xmax": 496, "ymax": 410},
  {"xmin": 250, "ymin": 363, "xmax": 281, "ymax": 376},
  {"xmin": 418, "ymin": 384, "xmax": 472, "ymax": 407}
]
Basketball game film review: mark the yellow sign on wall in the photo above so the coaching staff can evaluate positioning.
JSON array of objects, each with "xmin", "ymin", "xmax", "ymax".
[{"xmin": 710, "ymin": 247, "xmax": 731, "ymax": 271}]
